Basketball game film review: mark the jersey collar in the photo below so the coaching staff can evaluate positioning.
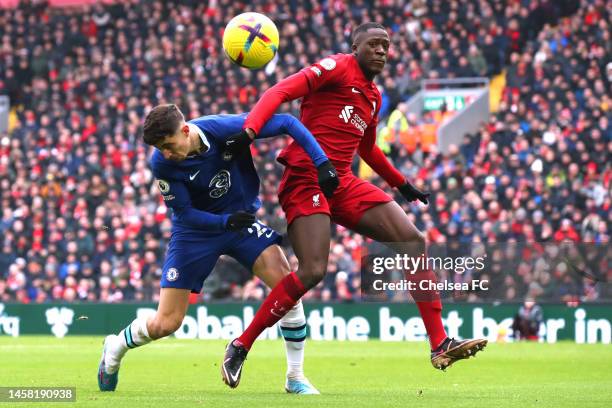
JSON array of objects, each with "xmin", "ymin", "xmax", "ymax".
[{"xmin": 188, "ymin": 123, "xmax": 210, "ymax": 156}]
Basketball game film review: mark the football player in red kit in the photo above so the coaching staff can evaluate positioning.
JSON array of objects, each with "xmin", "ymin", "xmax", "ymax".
[{"xmin": 220, "ymin": 22, "xmax": 487, "ymax": 388}]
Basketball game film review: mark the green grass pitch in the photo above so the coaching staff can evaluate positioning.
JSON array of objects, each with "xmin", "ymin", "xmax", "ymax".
[{"xmin": 0, "ymin": 337, "xmax": 610, "ymax": 407}]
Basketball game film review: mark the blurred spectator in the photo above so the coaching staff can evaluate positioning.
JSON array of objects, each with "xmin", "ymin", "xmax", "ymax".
[{"xmin": 512, "ymin": 300, "xmax": 543, "ymax": 340}]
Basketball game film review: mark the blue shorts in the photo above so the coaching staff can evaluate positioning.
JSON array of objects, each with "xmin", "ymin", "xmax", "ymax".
[{"xmin": 161, "ymin": 221, "xmax": 282, "ymax": 293}]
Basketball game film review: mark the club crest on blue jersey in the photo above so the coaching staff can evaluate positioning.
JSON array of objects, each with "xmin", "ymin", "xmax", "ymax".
[
  {"xmin": 166, "ymin": 268, "xmax": 179, "ymax": 281},
  {"xmin": 209, "ymin": 170, "xmax": 231, "ymax": 198}
]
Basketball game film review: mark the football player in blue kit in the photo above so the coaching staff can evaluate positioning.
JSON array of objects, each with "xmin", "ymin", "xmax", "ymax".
[{"xmin": 98, "ymin": 104, "xmax": 338, "ymax": 394}]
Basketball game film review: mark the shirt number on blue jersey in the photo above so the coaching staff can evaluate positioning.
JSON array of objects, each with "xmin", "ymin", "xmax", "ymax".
[{"xmin": 247, "ymin": 222, "xmax": 274, "ymax": 239}]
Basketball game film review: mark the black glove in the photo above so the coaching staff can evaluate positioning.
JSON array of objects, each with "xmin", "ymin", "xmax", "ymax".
[
  {"xmin": 317, "ymin": 160, "xmax": 339, "ymax": 198},
  {"xmin": 224, "ymin": 129, "xmax": 254, "ymax": 158},
  {"xmin": 398, "ymin": 181, "xmax": 430, "ymax": 205},
  {"xmin": 226, "ymin": 211, "xmax": 256, "ymax": 231}
]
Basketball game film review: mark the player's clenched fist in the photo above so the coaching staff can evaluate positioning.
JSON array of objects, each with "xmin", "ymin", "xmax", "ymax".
[
  {"xmin": 316, "ymin": 160, "xmax": 339, "ymax": 198},
  {"xmin": 226, "ymin": 211, "xmax": 256, "ymax": 231}
]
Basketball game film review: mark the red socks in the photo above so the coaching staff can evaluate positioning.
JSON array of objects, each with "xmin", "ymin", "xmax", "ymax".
[
  {"xmin": 237, "ymin": 272, "xmax": 306, "ymax": 350},
  {"xmin": 417, "ymin": 300, "xmax": 447, "ymax": 349},
  {"xmin": 407, "ymin": 264, "xmax": 448, "ymax": 350},
  {"xmin": 236, "ymin": 270, "xmax": 446, "ymax": 351}
]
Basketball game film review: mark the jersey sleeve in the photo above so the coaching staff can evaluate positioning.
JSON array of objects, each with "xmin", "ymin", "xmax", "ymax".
[
  {"xmin": 197, "ymin": 114, "xmax": 326, "ymax": 167},
  {"xmin": 243, "ymin": 54, "xmax": 349, "ymax": 134},
  {"xmin": 152, "ymin": 162, "xmax": 229, "ymax": 232},
  {"xmin": 357, "ymin": 103, "xmax": 406, "ymax": 188},
  {"xmin": 257, "ymin": 114, "xmax": 328, "ymax": 167}
]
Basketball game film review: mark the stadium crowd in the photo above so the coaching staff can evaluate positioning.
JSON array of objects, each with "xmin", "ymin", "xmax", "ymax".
[{"xmin": 0, "ymin": 0, "xmax": 609, "ymax": 304}]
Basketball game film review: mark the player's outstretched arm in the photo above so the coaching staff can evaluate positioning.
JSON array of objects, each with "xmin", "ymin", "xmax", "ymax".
[
  {"xmin": 243, "ymin": 55, "xmax": 346, "ymax": 136},
  {"xmin": 223, "ymin": 113, "xmax": 339, "ymax": 197},
  {"xmin": 242, "ymin": 71, "xmax": 311, "ymax": 136},
  {"xmin": 358, "ymin": 125, "xmax": 430, "ymax": 204},
  {"xmin": 221, "ymin": 112, "xmax": 327, "ymax": 165},
  {"xmin": 258, "ymin": 114, "xmax": 326, "ymax": 165}
]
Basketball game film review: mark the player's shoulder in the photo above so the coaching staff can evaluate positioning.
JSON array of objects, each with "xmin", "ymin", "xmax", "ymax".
[
  {"xmin": 188, "ymin": 115, "xmax": 220, "ymax": 136},
  {"xmin": 188, "ymin": 113, "xmax": 247, "ymax": 139},
  {"xmin": 150, "ymin": 149, "xmax": 164, "ymax": 166},
  {"xmin": 149, "ymin": 149, "xmax": 174, "ymax": 176},
  {"xmin": 189, "ymin": 113, "xmax": 247, "ymax": 125},
  {"xmin": 312, "ymin": 53, "xmax": 352, "ymax": 71},
  {"xmin": 303, "ymin": 54, "xmax": 355, "ymax": 85}
]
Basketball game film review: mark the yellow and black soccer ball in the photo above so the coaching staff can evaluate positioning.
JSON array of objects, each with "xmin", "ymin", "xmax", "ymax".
[{"xmin": 222, "ymin": 12, "xmax": 280, "ymax": 69}]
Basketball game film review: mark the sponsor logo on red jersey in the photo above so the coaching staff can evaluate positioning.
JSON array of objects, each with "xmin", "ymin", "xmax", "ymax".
[{"xmin": 339, "ymin": 105, "xmax": 367, "ymax": 134}]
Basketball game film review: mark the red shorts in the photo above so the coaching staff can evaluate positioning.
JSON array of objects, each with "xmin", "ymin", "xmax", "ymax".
[{"xmin": 278, "ymin": 167, "xmax": 393, "ymax": 229}]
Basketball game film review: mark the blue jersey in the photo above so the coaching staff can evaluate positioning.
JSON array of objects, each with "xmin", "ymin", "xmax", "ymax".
[{"xmin": 150, "ymin": 113, "xmax": 327, "ymax": 236}]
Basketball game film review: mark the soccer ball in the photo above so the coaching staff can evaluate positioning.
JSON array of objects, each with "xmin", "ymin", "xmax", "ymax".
[{"xmin": 222, "ymin": 12, "xmax": 279, "ymax": 69}]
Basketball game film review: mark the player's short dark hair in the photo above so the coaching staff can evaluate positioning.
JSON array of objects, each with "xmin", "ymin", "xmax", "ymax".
[
  {"xmin": 142, "ymin": 104, "xmax": 184, "ymax": 146},
  {"xmin": 352, "ymin": 22, "xmax": 386, "ymax": 43}
]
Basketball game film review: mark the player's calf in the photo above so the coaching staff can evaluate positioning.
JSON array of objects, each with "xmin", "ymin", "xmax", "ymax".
[
  {"xmin": 295, "ymin": 259, "xmax": 327, "ymax": 289},
  {"xmin": 147, "ymin": 314, "xmax": 183, "ymax": 339}
]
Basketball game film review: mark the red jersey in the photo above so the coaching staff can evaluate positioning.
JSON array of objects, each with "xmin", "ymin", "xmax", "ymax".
[
  {"xmin": 244, "ymin": 53, "xmax": 405, "ymax": 187},
  {"xmin": 280, "ymin": 54, "xmax": 381, "ymax": 172}
]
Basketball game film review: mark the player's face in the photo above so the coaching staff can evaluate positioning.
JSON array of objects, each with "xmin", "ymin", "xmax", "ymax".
[
  {"xmin": 157, "ymin": 125, "xmax": 191, "ymax": 161},
  {"xmin": 353, "ymin": 28, "xmax": 390, "ymax": 78}
]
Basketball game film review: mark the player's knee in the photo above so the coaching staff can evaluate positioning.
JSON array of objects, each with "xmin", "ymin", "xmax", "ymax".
[
  {"xmin": 388, "ymin": 221, "xmax": 426, "ymax": 246},
  {"xmin": 409, "ymin": 230, "xmax": 426, "ymax": 245},
  {"xmin": 299, "ymin": 258, "xmax": 327, "ymax": 287},
  {"xmin": 271, "ymin": 245, "xmax": 291, "ymax": 275},
  {"xmin": 278, "ymin": 256, "xmax": 291, "ymax": 276},
  {"xmin": 402, "ymin": 230, "xmax": 427, "ymax": 258}
]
